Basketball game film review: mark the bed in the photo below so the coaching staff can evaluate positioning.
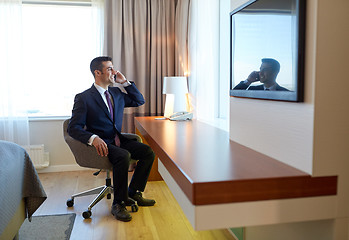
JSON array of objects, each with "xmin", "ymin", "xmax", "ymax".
[{"xmin": 0, "ymin": 140, "xmax": 47, "ymax": 240}]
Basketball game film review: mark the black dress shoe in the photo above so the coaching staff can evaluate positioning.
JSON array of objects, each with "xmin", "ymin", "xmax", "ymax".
[
  {"xmin": 111, "ymin": 202, "xmax": 132, "ymax": 222},
  {"xmin": 130, "ymin": 192, "xmax": 156, "ymax": 206}
]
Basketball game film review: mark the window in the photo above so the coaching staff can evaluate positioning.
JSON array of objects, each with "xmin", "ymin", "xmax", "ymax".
[{"xmin": 22, "ymin": 1, "xmax": 101, "ymax": 117}]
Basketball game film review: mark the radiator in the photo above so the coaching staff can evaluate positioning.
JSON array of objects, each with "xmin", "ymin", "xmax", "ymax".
[{"xmin": 25, "ymin": 144, "xmax": 50, "ymax": 169}]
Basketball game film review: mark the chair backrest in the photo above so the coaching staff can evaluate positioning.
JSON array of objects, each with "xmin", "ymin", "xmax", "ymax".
[{"xmin": 63, "ymin": 119, "xmax": 113, "ymax": 170}]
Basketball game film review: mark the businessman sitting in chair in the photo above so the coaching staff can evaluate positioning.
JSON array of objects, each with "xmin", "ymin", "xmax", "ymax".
[{"xmin": 68, "ymin": 56, "xmax": 155, "ymax": 222}]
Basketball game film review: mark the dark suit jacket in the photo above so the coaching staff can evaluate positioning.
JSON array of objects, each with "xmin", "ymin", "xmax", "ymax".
[
  {"xmin": 68, "ymin": 82, "xmax": 145, "ymax": 145},
  {"xmin": 233, "ymin": 81, "xmax": 290, "ymax": 91}
]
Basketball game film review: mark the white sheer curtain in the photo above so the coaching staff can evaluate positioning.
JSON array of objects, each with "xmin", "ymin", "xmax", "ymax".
[
  {"xmin": 91, "ymin": 0, "xmax": 105, "ymax": 55},
  {"xmin": 188, "ymin": 0, "xmax": 220, "ymax": 124},
  {"xmin": 0, "ymin": 0, "xmax": 30, "ymax": 147},
  {"xmin": 175, "ymin": 0, "xmax": 190, "ymax": 76},
  {"xmin": 187, "ymin": 0, "xmax": 230, "ymax": 130}
]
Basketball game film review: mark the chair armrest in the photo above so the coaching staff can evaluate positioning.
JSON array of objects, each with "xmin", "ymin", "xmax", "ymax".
[{"xmin": 121, "ymin": 133, "xmax": 142, "ymax": 143}]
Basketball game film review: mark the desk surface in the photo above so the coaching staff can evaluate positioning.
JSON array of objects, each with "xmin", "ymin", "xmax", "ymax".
[{"xmin": 135, "ymin": 117, "xmax": 337, "ymax": 205}]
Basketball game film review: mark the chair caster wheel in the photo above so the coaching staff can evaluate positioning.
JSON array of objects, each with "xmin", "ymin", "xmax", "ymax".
[
  {"xmin": 131, "ymin": 204, "xmax": 138, "ymax": 212},
  {"xmin": 66, "ymin": 199, "xmax": 74, "ymax": 207},
  {"xmin": 107, "ymin": 193, "xmax": 111, "ymax": 199},
  {"xmin": 82, "ymin": 210, "xmax": 92, "ymax": 219}
]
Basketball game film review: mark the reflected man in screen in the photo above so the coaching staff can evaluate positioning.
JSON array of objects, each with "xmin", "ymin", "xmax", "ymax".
[{"xmin": 234, "ymin": 58, "xmax": 289, "ymax": 91}]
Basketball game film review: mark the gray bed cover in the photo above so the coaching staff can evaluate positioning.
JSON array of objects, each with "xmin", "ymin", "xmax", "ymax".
[{"xmin": 0, "ymin": 140, "xmax": 47, "ymax": 234}]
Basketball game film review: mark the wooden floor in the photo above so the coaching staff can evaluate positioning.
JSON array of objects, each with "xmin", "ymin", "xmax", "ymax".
[{"xmin": 35, "ymin": 170, "xmax": 234, "ymax": 240}]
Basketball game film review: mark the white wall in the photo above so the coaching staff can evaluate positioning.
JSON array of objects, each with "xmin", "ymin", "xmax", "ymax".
[
  {"xmin": 229, "ymin": 0, "xmax": 349, "ymax": 239},
  {"xmin": 311, "ymin": 0, "xmax": 349, "ymax": 234},
  {"xmin": 230, "ymin": 99, "xmax": 314, "ymax": 173}
]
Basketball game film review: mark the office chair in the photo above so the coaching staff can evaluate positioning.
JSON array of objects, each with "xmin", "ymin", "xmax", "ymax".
[{"xmin": 63, "ymin": 119, "xmax": 139, "ymax": 219}]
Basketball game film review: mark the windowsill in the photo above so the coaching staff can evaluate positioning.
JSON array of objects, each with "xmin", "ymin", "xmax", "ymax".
[
  {"xmin": 196, "ymin": 116, "xmax": 229, "ymax": 132},
  {"xmin": 29, "ymin": 116, "xmax": 70, "ymax": 122}
]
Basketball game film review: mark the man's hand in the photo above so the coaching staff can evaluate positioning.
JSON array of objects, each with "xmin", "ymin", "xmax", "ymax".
[
  {"xmin": 92, "ymin": 136, "xmax": 108, "ymax": 157},
  {"xmin": 246, "ymin": 71, "xmax": 260, "ymax": 84},
  {"xmin": 114, "ymin": 71, "xmax": 127, "ymax": 84}
]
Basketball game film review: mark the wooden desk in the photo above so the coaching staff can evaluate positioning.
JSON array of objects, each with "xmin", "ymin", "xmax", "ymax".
[{"xmin": 135, "ymin": 117, "xmax": 337, "ymax": 230}]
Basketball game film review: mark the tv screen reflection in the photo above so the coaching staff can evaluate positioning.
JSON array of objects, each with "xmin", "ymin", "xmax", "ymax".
[{"xmin": 230, "ymin": 0, "xmax": 305, "ymax": 101}]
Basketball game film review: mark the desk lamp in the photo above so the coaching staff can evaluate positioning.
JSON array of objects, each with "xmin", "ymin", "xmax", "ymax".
[{"xmin": 162, "ymin": 76, "xmax": 189, "ymax": 119}]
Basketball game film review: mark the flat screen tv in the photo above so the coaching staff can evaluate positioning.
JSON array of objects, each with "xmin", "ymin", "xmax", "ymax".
[{"xmin": 230, "ymin": 0, "xmax": 306, "ymax": 102}]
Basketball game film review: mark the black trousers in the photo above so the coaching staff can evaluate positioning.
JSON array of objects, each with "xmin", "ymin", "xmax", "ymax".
[{"xmin": 107, "ymin": 139, "xmax": 155, "ymax": 202}]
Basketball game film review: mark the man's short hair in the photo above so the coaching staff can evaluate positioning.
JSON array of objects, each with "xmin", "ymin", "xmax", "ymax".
[
  {"xmin": 261, "ymin": 58, "xmax": 280, "ymax": 73},
  {"xmin": 90, "ymin": 56, "xmax": 112, "ymax": 77}
]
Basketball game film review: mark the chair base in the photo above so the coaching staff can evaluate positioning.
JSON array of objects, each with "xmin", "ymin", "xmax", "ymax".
[{"xmin": 66, "ymin": 170, "xmax": 138, "ymax": 219}]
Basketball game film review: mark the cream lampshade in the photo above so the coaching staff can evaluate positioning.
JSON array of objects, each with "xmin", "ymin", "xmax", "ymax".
[{"xmin": 163, "ymin": 76, "xmax": 188, "ymax": 118}]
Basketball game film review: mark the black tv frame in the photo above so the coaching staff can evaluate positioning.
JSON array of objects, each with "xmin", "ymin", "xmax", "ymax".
[{"xmin": 229, "ymin": 0, "xmax": 306, "ymax": 102}]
